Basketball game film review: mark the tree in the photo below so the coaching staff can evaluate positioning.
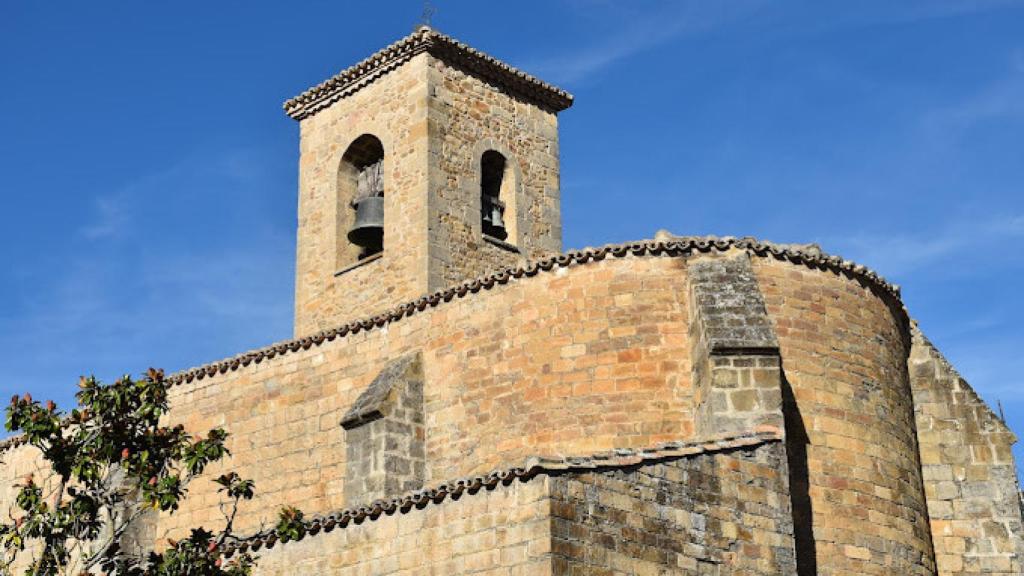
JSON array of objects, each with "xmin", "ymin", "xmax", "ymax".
[{"xmin": 0, "ymin": 368, "xmax": 286, "ymax": 575}]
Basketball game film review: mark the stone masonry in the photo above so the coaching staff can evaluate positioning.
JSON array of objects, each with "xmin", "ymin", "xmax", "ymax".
[
  {"xmin": 0, "ymin": 25, "xmax": 1020, "ymax": 576},
  {"xmin": 549, "ymin": 441, "xmax": 796, "ymax": 574},
  {"xmin": 292, "ymin": 27, "xmax": 567, "ymax": 336},
  {"xmin": 687, "ymin": 251, "xmax": 784, "ymax": 436},
  {"xmin": 340, "ymin": 352, "xmax": 426, "ymax": 505},
  {"xmin": 910, "ymin": 326, "xmax": 1024, "ymax": 575}
]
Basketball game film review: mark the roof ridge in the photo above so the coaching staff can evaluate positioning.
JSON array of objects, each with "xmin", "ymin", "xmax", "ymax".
[
  {"xmin": 165, "ymin": 236, "xmax": 902, "ymax": 389},
  {"xmin": 222, "ymin": 428, "xmax": 783, "ymax": 557},
  {"xmin": 283, "ymin": 26, "xmax": 574, "ymax": 120}
]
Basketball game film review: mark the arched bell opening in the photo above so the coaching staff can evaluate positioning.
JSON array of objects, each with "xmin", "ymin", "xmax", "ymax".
[
  {"xmin": 337, "ymin": 134, "xmax": 385, "ymax": 265},
  {"xmin": 480, "ymin": 150, "xmax": 516, "ymax": 243}
]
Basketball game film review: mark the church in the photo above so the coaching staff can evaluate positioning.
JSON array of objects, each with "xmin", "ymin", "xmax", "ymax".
[{"xmin": 2, "ymin": 25, "xmax": 1021, "ymax": 575}]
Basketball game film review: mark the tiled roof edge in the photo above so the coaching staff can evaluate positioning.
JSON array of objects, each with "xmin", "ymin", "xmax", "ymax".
[
  {"xmin": 0, "ymin": 434, "xmax": 25, "ymax": 453},
  {"xmin": 223, "ymin": 427, "xmax": 783, "ymax": 557},
  {"xmin": 165, "ymin": 235, "xmax": 903, "ymax": 389},
  {"xmin": 283, "ymin": 26, "xmax": 574, "ymax": 120}
]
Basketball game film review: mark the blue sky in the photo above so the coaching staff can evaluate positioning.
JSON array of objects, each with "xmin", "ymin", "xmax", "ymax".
[{"xmin": 1, "ymin": 1, "xmax": 1023, "ymax": 467}]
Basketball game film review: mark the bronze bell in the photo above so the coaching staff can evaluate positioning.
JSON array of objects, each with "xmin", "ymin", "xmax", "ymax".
[
  {"xmin": 482, "ymin": 195, "xmax": 507, "ymax": 240},
  {"xmin": 348, "ymin": 196, "xmax": 384, "ymax": 252}
]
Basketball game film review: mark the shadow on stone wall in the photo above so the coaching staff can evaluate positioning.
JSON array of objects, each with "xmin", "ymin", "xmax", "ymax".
[{"xmin": 782, "ymin": 370, "xmax": 817, "ymax": 576}]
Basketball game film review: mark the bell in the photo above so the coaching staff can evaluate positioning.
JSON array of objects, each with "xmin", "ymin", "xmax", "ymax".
[
  {"xmin": 482, "ymin": 195, "xmax": 507, "ymax": 240},
  {"xmin": 348, "ymin": 196, "xmax": 384, "ymax": 251}
]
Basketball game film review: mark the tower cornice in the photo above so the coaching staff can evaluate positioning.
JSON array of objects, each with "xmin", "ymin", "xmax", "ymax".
[{"xmin": 283, "ymin": 26, "xmax": 574, "ymax": 121}]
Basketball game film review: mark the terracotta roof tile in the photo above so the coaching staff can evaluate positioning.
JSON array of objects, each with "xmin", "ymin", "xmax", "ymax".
[
  {"xmin": 0, "ymin": 236, "xmax": 901, "ymax": 454},
  {"xmin": 283, "ymin": 26, "xmax": 574, "ymax": 120},
  {"xmin": 165, "ymin": 235, "xmax": 903, "ymax": 389},
  {"xmin": 223, "ymin": 428, "xmax": 783, "ymax": 557}
]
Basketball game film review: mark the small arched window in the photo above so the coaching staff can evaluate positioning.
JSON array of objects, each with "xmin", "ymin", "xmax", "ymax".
[
  {"xmin": 480, "ymin": 150, "xmax": 514, "ymax": 242},
  {"xmin": 338, "ymin": 134, "xmax": 385, "ymax": 266}
]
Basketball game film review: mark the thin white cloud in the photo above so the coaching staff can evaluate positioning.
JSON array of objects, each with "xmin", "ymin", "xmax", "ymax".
[
  {"xmin": 77, "ymin": 159, "xmax": 189, "ymax": 241},
  {"xmin": 3, "ymin": 147, "xmax": 294, "ymax": 398},
  {"xmin": 922, "ymin": 62, "xmax": 1024, "ymax": 138},
  {"xmin": 891, "ymin": 0, "xmax": 1024, "ymax": 22},
  {"xmin": 525, "ymin": 1, "xmax": 1023, "ymax": 85},
  {"xmin": 832, "ymin": 57, "xmax": 1024, "ymax": 276},
  {"xmin": 829, "ymin": 212, "xmax": 1024, "ymax": 278},
  {"xmin": 524, "ymin": 0, "xmax": 767, "ymax": 84},
  {"xmin": 752, "ymin": 1, "xmax": 1024, "ymax": 39},
  {"xmin": 0, "ymin": 237, "xmax": 293, "ymax": 400},
  {"xmin": 80, "ymin": 193, "xmax": 130, "ymax": 240},
  {"xmin": 77, "ymin": 148, "xmax": 275, "ymax": 241}
]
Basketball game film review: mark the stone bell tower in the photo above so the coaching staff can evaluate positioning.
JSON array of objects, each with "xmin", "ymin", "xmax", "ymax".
[{"xmin": 285, "ymin": 26, "xmax": 574, "ymax": 336}]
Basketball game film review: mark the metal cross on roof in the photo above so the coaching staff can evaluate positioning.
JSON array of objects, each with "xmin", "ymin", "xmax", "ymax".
[{"xmin": 420, "ymin": 0, "xmax": 437, "ymax": 27}]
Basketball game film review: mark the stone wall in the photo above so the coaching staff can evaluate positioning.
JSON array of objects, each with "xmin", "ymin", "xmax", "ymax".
[
  {"xmin": 246, "ymin": 436, "xmax": 791, "ymax": 576},
  {"xmin": 251, "ymin": 473, "xmax": 554, "ymax": 576},
  {"xmin": 550, "ymin": 442, "xmax": 795, "ymax": 574},
  {"xmin": 340, "ymin": 353, "xmax": 425, "ymax": 506},
  {"xmin": 752, "ymin": 257, "xmax": 937, "ymax": 574},
  {"xmin": 159, "ymin": 255, "xmax": 696, "ymax": 540},
  {"xmin": 425, "ymin": 55, "xmax": 562, "ymax": 291},
  {"xmin": 910, "ymin": 326, "xmax": 1024, "ymax": 575},
  {"xmin": 0, "ymin": 442, "xmax": 46, "ymax": 573},
  {"xmin": 5, "ymin": 245, "xmax": 1014, "ymax": 573},
  {"xmin": 687, "ymin": 252, "xmax": 783, "ymax": 436},
  {"xmin": 149, "ymin": 248, "xmax": 943, "ymax": 575},
  {"xmin": 295, "ymin": 53, "xmax": 432, "ymax": 336},
  {"xmin": 294, "ymin": 51, "xmax": 564, "ymax": 336}
]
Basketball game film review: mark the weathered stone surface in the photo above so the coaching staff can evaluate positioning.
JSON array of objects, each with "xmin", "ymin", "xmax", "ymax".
[
  {"xmin": 152, "ymin": 255, "xmax": 696, "ymax": 539},
  {"xmin": 550, "ymin": 442, "xmax": 796, "ymax": 575},
  {"xmin": 293, "ymin": 36, "xmax": 563, "ymax": 336},
  {"xmin": 252, "ymin": 471, "xmax": 555, "ymax": 576},
  {"xmin": 688, "ymin": 252, "xmax": 779, "ymax": 354},
  {"xmin": 342, "ymin": 353, "xmax": 425, "ymax": 505},
  {"xmin": 910, "ymin": 325, "xmax": 1024, "ymax": 576},
  {"xmin": 688, "ymin": 252, "xmax": 784, "ymax": 436},
  {"xmin": 341, "ymin": 352, "xmax": 421, "ymax": 429},
  {"xmin": 754, "ymin": 256, "xmax": 938, "ymax": 575},
  {"xmin": 134, "ymin": 250, "xmax": 944, "ymax": 575}
]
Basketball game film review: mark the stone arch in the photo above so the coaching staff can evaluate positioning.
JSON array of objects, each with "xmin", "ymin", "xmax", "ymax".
[
  {"xmin": 470, "ymin": 138, "xmax": 523, "ymax": 246},
  {"xmin": 337, "ymin": 133, "xmax": 386, "ymax": 267}
]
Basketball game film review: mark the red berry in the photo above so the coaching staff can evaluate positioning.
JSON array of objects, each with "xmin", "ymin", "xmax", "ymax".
[{"xmin": 121, "ymin": 448, "xmax": 130, "ymax": 459}]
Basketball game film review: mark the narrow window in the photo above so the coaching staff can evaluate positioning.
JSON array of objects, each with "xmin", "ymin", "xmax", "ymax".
[
  {"xmin": 338, "ymin": 135, "xmax": 385, "ymax": 267},
  {"xmin": 480, "ymin": 150, "xmax": 512, "ymax": 242}
]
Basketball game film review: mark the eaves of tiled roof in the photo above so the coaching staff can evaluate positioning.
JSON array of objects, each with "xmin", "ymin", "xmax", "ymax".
[
  {"xmin": 222, "ymin": 427, "xmax": 783, "ymax": 558},
  {"xmin": 165, "ymin": 235, "xmax": 903, "ymax": 390},
  {"xmin": 0, "ymin": 236, "xmax": 899, "ymax": 457},
  {"xmin": 283, "ymin": 26, "xmax": 574, "ymax": 121}
]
